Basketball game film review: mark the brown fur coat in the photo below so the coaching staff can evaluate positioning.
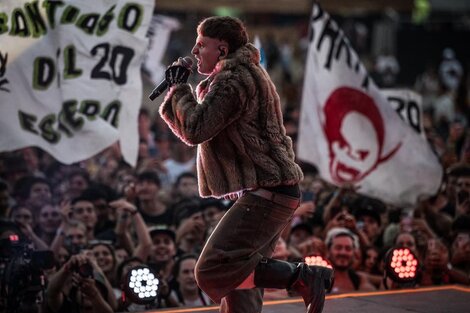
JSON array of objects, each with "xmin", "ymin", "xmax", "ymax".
[{"xmin": 159, "ymin": 43, "xmax": 303, "ymax": 198}]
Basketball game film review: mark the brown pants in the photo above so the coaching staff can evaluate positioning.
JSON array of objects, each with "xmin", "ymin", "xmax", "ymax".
[{"xmin": 195, "ymin": 192, "xmax": 297, "ymax": 312}]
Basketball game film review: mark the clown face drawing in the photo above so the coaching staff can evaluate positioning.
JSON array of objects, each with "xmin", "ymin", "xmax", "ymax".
[{"xmin": 322, "ymin": 87, "xmax": 401, "ymax": 184}]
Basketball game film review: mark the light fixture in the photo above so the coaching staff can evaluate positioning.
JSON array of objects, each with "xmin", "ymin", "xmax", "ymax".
[
  {"xmin": 124, "ymin": 266, "xmax": 159, "ymax": 304},
  {"xmin": 304, "ymin": 255, "xmax": 333, "ymax": 269},
  {"xmin": 384, "ymin": 247, "xmax": 420, "ymax": 288}
]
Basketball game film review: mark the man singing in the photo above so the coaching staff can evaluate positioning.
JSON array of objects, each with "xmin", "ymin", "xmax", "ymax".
[{"xmin": 158, "ymin": 16, "xmax": 333, "ymax": 313}]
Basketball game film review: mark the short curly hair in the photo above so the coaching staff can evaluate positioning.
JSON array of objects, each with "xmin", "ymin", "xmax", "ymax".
[{"xmin": 197, "ymin": 16, "xmax": 249, "ymax": 53}]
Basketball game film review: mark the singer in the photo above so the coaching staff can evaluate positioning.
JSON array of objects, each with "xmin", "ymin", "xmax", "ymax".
[{"xmin": 158, "ymin": 16, "xmax": 333, "ymax": 313}]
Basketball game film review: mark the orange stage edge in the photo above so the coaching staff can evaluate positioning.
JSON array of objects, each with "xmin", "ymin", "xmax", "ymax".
[{"xmin": 146, "ymin": 285, "xmax": 470, "ymax": 313}]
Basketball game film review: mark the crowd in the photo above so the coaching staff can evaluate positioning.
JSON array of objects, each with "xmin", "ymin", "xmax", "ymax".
[{"xmin": 1, "ymin": 15, "xmax": 470, "ymax": 313}]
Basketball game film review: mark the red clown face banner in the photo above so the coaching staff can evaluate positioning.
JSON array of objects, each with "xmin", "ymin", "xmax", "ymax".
[{"xmin": 298, "ymin": 4, "xmax": 442, "ymax": 207}]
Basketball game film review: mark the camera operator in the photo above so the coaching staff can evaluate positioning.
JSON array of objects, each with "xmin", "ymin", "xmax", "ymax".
[
  {"xmin": 10, "ymin": 204, "xmax": 49, "ymax": 251},
  {"xmin": 46, "ymin": 253, "xmax": 116, "ymax": 313}
]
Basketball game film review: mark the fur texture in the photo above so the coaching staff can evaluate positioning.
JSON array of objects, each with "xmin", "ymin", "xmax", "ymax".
[{"xmin": 159, "ymin": 43, "xmax": 303, "ymax": 198}]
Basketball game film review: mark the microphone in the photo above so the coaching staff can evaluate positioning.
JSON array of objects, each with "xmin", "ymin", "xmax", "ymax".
[{"xmin": 148, "ymin": 56, "xmax": 193, "ymax": 101}]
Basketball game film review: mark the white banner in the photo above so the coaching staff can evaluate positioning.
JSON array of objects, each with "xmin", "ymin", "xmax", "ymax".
[
  {"xmin": 143, "ymin": 14, "xmax": 180, "ymax": 84},
  {"xmin": 297, "ymin": 4, "xmax": 443, "ymax": 207},
  {"xmin": 383, "ymin": 89, "xmax": 425, "ymax": 139},
  {"xmin": 0, "ymin": 0, "xmax": 154, "ymax": 166}
]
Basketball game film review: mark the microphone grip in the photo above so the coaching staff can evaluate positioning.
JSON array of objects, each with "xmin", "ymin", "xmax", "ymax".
[
  {"xmin": 148, "ymin": 56, "xmax": 193, "ymax": 101},
  {"xmin": 148, "ymin": 79, "xmax": 168, "ymax": 101}
]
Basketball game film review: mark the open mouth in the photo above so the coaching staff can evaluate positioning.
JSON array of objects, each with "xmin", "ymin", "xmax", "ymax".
[{"xmin": 333, "ymin": 162, "xmax": 360, "ymax": 182}]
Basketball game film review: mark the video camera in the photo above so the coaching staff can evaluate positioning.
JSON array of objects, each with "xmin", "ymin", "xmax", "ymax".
[{"xmin": 0, "ymin": 235, "xmax": 55, "ymax": 313}]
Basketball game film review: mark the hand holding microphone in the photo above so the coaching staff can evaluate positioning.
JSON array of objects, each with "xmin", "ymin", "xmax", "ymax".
[{"xmin": 148, "ymin": 56, "xmax": 193, "ymax": 101}]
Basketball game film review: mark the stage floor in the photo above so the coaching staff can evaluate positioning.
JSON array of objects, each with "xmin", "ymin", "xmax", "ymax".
[{"xmin": 153, "ymin": 285, "xmax": 470, "ymax": 313}]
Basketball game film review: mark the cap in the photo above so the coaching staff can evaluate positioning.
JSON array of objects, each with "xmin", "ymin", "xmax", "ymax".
[
  {"xmin": 148, "ymin": 225, "xmax": 176, "ymax": 242},
  {"xmin": 325, "ymin": 227, "xmax": 359, "ymax": 249}
]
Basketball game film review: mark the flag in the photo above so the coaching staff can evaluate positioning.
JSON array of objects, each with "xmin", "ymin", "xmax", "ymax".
[
  {"xmin": 143, "ymin": 14, "xmax": 180, "ymax": 84},
  {"xmin": 382, "ymin": 89, "xmax": 426, "ymax": 139},
  {"xmin": 297, "ymin": 4, "xmax": 442, "ymax": 207},
  {"xmin": 0, "ymin": 0, "xmax": 154, "ymax": 166}
]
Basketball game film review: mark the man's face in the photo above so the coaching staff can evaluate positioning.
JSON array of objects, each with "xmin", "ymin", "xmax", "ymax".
[
  {"xmin": 456, "ymin": 176, "xmax": 470, "ymax": 193},
  {"xmin": 73, "ymin": 200, "xmax": 97, "ymax": 230},
  {"xmin": 66, "ymin": 227, "xmax": 87, "ymax": 246},
  {"xmin": 191, "ymin": 35, "xmax": 226, "ymax": 75},
  {"xmin": 69, "ymin": 175, "xmax": 88, "ymax": 198},
  {"xmin": 93, "ymin": 199, "xmax": 109, "ymax": 220},
  {"xmin": 135, "ymin": 180, "xmax": 159, "ymax": 201},
  {"xmin": 331, "ymin": 113, "xmax": 379, "ymax": 183},
  {"xmin": 328, "ymin": 235, "xmax": 355, "ymax": 271},
  {"xmin": 28, "ymin": 182, "xmax": 51, "ymax": 207},
  {"xmin": 456, "ymin": 176, "xmax": 470, "ymax": 215},
  {"xmin": 151, "ymin": 233, "xmax": 176, "ymax": 262},
  {"xmin": 360, "ymin": 215, "xmax": 380, "ymax": 240},
  {"xmin": 177, "ymin": 177, "xmax": 198, "ymax": 198},
  {"xmin": 38, "ymin": 204, "xmax": 61, "ymax": 234},
  {"xmin": 12, "ymin": 207, "xmax": 33, "ymax": 227},
  {"xmin": 203, "ymin": 205, "xmax": 223, "ymax": 226}
]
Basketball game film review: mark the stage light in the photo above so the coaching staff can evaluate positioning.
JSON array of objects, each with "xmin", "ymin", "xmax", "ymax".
[
  {"xmin": 384, "ymin": 247, "xmax": 420, "ymax": 288},
  {"xmin": 124, "ymin": 266, "xmax": 159, "ymax": 304},
  {"xmin": 304, "ymin": 255, "xmax": 333, "ymax": 269}
]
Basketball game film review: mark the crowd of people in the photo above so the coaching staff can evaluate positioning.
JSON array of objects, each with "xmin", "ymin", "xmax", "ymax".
[{"xmin": 1, "ymin": 13, "xmax": 469, "ymax": 313}]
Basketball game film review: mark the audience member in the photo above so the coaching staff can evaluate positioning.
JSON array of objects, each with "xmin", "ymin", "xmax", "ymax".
[
  {"xmin": 46, "ymin": 253, "xmax": 116, "ymax": 313},
  {"xmin": 71, "ymin": 196, "xmax": 98, "ymax": 241},
  {"xmin": 13, "ymin": 176, "xmax": 52, "ymax": 213},
  {"xmin": 148, "ymin": 225, "xmax": 178, "ymax": 281},
  {"xmin": 168, "ymin": 254, "xmax": 212, "ymax": 307},
  {"xmin": 36, "ymin": 203, "xmax": 62, "ymax": 245},
  {"xmin": 326, "ymin": 227, "xmax": 376, "ymax": 293},
  {"xmin": 89, "ymin": 241, "xmax": 118, "ymax": 287},
  {"xmin": 134, "ymin": 171, "xmax": 172, "ymax": 226}
]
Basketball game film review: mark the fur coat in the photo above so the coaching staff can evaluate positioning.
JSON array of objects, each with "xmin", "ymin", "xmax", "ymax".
[{"xmin": 159, "ymin": 43, "xmax": 303, "ymax": 198}]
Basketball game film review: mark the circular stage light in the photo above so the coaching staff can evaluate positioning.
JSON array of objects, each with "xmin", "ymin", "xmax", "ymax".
[
  {"xmin": 124, "ymin": 265, "xmax": 159, "ymax": 304},
  {"xmin": 385, "ymin": 247, "xmax": 419, "ymax": 285},
  {"xmin": 304, "ymin": 255, "xmax": 333, "ymax": 269}
]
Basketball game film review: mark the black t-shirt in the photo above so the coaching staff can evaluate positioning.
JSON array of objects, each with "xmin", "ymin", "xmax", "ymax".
[{"xmin": 139, "ymin": 209, "xmax": 174, "ymax": 227}]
